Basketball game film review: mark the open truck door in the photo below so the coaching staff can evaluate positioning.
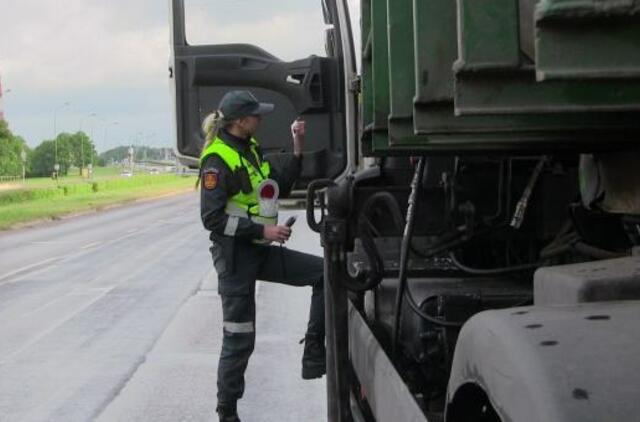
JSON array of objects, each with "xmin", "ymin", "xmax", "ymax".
[{"xmin": 169, "ymin": 0, "xmax": 357, "ymax": 187}]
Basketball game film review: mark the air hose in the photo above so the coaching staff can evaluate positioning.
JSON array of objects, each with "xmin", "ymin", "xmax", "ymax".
[
  {"xmin": 392, "ymin": 157, "xmax": 426, "ymax": 356},
  {"xmin": 339, "ymin": 192, "xmax": 404, "ymax": 292}
]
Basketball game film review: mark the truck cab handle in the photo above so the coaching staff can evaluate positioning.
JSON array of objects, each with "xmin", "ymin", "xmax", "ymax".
[{"xmin": 306, "ymin": 179, "xmax": 336, "ymax": 233}]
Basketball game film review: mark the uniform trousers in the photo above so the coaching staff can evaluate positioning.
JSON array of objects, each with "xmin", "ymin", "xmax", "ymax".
[{"xmin": 210, "ymin": 240, "xmax": 324, "ymax": 405}]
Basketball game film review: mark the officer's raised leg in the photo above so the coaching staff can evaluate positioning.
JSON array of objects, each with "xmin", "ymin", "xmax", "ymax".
[{"xmin": 258, "ymin": 246, "xmax": 326, "ymax": 379}]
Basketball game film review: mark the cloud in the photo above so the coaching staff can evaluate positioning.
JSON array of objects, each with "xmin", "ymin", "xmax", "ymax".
[
  {"xmin": 1, "ymin": 0, "xmax": 334, "ymax": 95},
  {"xmin": 0, "ymin": 0, "xmax": 169, "ymax": 95},
  {"xmin": 186, "ymin": 9, "xmax": 327, "ymax": 61},
  {"xmin": 0, "ymin": 0, "xmax": 173, "ymax": 144},
  {"xmin": 0, "ymin": 0, "xmax": 362, "ymax": 147}
]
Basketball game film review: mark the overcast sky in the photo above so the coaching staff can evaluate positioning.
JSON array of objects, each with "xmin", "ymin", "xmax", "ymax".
[{"xmin": 0, "ymin": 0, "xmax": 360, "ymax": 152}]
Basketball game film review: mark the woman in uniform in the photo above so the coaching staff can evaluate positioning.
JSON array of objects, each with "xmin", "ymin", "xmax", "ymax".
[{"xmin": 199, "ymin": 90, "xmax": 325, "ymax": 422}]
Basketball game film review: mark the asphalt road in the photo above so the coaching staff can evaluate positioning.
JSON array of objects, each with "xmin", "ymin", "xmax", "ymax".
[{"xmin": 0, "ymin": 192, "xmax": 326, "ymax": 422}]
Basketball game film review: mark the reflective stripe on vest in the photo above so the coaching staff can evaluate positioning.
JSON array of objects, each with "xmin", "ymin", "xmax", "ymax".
[
  {"xmin": 225, "ymin": 202, "xmax": 276, "ymax": 226},
  {"xmin": 200, "ymin": 137, "xmax": 277, "ymax": 227}
]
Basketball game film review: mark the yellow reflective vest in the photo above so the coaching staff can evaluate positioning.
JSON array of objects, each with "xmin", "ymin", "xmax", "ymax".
[{"xmin": 200, "ymin": 136, "xmax": 277, "ymax": 226}]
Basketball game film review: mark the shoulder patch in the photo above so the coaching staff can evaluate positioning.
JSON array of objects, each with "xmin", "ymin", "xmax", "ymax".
[{"xmin": 202, "ymin": 168, "xmax": 219, "ymax": 190}]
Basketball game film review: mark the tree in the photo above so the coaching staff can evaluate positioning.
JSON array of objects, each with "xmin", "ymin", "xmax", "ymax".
[
  {"xmin": 15, "ymin": 136, "xmax": 31, "ymax": 175},
  {"xmin": 28, "ymin": 140, "xmax": 57, "ymax": 177},
  {"xmin": 0, "ymin": 120, "xmax": 27, "ymax": 176},
  {"xmin": 53, "ymin": 133, "xmax": 74, "ymax": 176},
  {"xmin": 28, "ymin": 132, "xmax": 98, "ymax": 177},
  {"xmin": 29, "ymin": 134, "xmax": 73, "ymax": 177},
  {"xmin": 0, "ymin": 119, "xmax": 11, "ymax": 139},
  {"xmin": 67, "ymin": 131, "xmax": 97, "ymax": 174}
]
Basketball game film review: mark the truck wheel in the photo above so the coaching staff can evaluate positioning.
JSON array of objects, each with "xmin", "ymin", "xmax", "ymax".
[{"xmin": 446, "ymin": 383, "xmax": 500, "ymax": 422}]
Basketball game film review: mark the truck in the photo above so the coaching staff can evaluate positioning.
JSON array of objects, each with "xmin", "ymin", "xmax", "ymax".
[{"xmin": 169, "ymin": 0, "xmax": 640, "ymax": 420}]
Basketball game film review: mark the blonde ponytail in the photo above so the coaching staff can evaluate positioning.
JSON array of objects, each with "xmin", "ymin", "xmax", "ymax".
[
  {"xmin": 201, "ymin": 110, "xmax": 225, "ymax": 154},
  {"xmin": 196, "ymin": 110, "xmax": 226, "ymax": 189}
]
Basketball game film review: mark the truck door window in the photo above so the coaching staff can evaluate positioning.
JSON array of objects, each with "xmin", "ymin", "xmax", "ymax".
[{"xmin": 184, "ymin": 0, "xmax": 328, "ymax": 60}]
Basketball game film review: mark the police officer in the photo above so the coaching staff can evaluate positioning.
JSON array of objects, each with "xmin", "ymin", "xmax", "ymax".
[{"xmin": 199, "ymin": 91, "xmax": 325, "ymax": 422}]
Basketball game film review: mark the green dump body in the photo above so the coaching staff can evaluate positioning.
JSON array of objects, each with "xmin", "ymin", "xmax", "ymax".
[{"xmin": 360, "ymin": 0, "xmax": 640, "ymax": 155}]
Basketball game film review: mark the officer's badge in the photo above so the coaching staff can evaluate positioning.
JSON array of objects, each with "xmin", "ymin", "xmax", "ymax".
[{"xmin": 203, "ymin": 169, "xmax": 219, "ymax": 190}]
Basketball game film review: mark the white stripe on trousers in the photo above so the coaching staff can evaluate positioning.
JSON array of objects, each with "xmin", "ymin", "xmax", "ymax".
[{"xmin": 223, "ymin": 321, "xmax": 254, "ymax": 333}]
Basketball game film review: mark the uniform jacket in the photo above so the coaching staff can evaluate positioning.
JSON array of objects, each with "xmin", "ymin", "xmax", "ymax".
[{"xmin": 200, "ymin": 128, "xmax": 302, "ymax": 275}]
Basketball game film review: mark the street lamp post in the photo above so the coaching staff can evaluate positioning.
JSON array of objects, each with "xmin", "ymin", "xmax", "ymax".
[
  {"xmin": 133, "ymin": 132, "xmax": 143, "ymax": 173},
  {"xmin": 89, "ymin": 121, "xmax": 96, "ymax": 178},
  {"xmin": 101, "ymin": 121, "xmax": 119, "ymax": 165},
  {"xmin": 79, "ymin": 112, "xmax": 96, "ymax": 177},
  {"xmin": 128, "ymin": 145, "xmax": 135, "ymax": 174},
  {"xmin": 53, "ymin": 101, "xmax": 70, "ymax": 178}
]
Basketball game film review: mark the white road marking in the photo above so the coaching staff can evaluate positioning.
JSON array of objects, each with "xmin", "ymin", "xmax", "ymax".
[
  {"xmin": 0, "ymin": 286, "xmax": 115, "ymax": 365},
  {"xmin": 107, "ymin": 230, "xmax": 143, "ymax": 245},
  {"xmin": 82, "ymin": 241, "xmax": 102, "ymax": 250},
  {"xmin": 0, "ymin": 257, "xmax": 62, "ymax": 285},
  {"xmin": 0, "ymin": 227, "xmax": 160, "ymax": 287},
  {"xmin": 20, "ymin": 286, "xmax": 115, "ymax": 317},
  {"xmin": 29, "ymin": 241, "xmax": 71, "ymax": 245}
]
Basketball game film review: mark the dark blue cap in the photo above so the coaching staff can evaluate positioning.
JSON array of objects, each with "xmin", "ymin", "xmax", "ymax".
[{"xmin": 218, "ymin": 90, "xmax": 275, "ymax": 120}]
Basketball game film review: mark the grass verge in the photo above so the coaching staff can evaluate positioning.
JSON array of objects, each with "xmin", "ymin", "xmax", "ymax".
[{"xmin": 0, "ymin": 173, "xmax": 196, "ymax": 230}]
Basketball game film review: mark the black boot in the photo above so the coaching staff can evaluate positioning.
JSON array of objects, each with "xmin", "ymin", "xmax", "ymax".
[
  {"xmin": 301, "ymin": 334, "xmax": 326, "ymax": 379},
  {"xmin": 216, "ymin": 402, "xmax": 240, "ymax": 422}
]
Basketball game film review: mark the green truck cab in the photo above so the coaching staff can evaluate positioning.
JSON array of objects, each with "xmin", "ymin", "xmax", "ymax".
[{"xmin": 170, "ymin": 0, "xmax": 640, "ymax": 420}]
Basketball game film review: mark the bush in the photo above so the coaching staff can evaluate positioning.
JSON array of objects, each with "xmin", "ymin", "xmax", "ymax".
[
  {"xmin": 0, "ymin": 174, "xmax": 189, "ymax": 207},
  {"xmin": 0, "ymin": 187, "xmax": 62, "ymax": 205}
]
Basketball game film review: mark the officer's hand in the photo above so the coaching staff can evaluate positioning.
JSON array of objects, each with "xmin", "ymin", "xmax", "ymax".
[
  {"xmin": 291, "ymin": 119, "xmax": 305, "ymax": 157},
  {"xmin": 263, "ymin": 225, "xmax": 292, "ymax": 243}
]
